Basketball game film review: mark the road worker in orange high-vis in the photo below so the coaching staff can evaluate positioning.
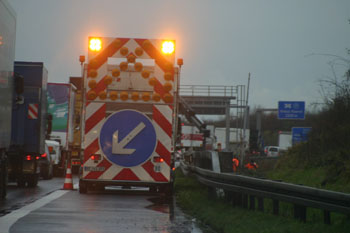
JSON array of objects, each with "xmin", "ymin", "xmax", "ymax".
[
  {"xmin": 232, "ymin": 157, "xmax": 239, "ymax": 173},
  {"xmin": 245, "ymin": 160, "xmax": 258, "ymax": 170}
]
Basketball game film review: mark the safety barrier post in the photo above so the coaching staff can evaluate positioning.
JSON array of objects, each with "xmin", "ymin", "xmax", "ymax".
[
  {"xmin": 249, "ymin": 195, "xmax": 255, "ymax": 210},
  {"xmin": 273, "ymin": 199, "xmax": 279, "ymax": 215},
  {"xmin": 323, "ymin": 210, "xmax": 331, "ymax": 225},
  {"xmin": 208, "ymin": 187, "xmax": 216, "ymax": 199},
  {"xmin": 258, "ymin": 197, "xmax": 264, "ymax": 212},
  {"xmin": 294, "ymin": 204, "xmax": 307, "ymax": 222},
  {"xmin": 224, "ymin": 191, "xmax": 233, "ymax": 203},
  {"xmin": 242, "ymin": 194, "xmax": 248, "ymax": 209},
  {"xmin": 233, "ymin": 192, "xmax": 243, "ymax": 207}
]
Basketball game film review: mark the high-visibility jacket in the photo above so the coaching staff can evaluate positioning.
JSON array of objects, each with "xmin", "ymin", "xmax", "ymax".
[
  {"xmin": 245, "ymin": 162, "xmax": 258, "ymax": 170},
  {"xmin": 232, "ymin": 158, "xmax": 239, "ymax": 167}
]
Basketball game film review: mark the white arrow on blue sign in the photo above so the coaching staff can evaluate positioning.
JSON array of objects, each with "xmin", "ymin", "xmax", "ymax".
[{"xmin": 99, "ymin": 109, "xmax": 157, "ymax": 167}]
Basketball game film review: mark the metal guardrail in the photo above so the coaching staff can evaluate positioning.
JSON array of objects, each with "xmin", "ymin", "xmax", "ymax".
[{"xmin": 180, "ymin": 161, "xmax": 350, "ymax": 224}]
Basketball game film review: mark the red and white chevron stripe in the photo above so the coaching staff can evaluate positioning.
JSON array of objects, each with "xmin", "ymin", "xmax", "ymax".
[
  {"xmin": 28, "ymin": 103, "xmax": 39, "ymax": 119},
  {"xmin": 82, "ymin": 37, "xmax": 175, "ymax": 184}
]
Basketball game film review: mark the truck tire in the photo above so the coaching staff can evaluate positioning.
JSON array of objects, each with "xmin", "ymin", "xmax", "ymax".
[
  {"xmin": 0, "ymin": 173, "xmax": 6, "ymax": 199},
  {"xmin": 27, "ymin": 175, "xmax": 38, "ymax": 187},
  {"xmin": 43, "ymin": 164, "xmax": 53, "ymax": 180},
  {"xmin": 79, "ymin": 180, "xmax": 87, "ymax": 194},
  {"xmin": 163, "ymin": 182, "xmax": 174, "ymax": 196},
  {"xmin": 0, "ymin": 154, "xmax": 8, "ymax": 199},
  {"xmin": 17, "ymin": 178, "xmax": 26, "ymax": 187}
]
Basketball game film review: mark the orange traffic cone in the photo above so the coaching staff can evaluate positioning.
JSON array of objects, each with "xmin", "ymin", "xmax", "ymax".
[{"xmin": 63, "ymin": 161, "xmax": 73, "ymax": 190}]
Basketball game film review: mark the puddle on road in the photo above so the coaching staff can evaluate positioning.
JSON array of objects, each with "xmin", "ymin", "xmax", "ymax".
[
  {"xmin": 146, "ymin": 196, "xmax": 216, "ymax": 233},
  {"xmin": 146, "ymin": 196, "xmax": 172, "ymax": 214}
]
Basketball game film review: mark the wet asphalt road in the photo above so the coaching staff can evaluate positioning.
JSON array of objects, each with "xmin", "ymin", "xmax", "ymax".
[
  {"xmin": 0, "ymin": 176, "xmax": 210, "ymax": 233},
  {"xmin": 0, "ymin": 177, "xmax": 65, "ymax": 217}
]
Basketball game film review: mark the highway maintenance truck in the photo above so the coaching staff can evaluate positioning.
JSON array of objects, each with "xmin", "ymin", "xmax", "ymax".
[
  {"xmin": 47, "ymin": 83, "xmax": 76, "ymax": 175},
  {"xmin": 79, "ymin": 37, "xmax": 180, "ymax": 194},
  {"xmin": 0, "ymin": 0, "xmax": 16, "ymax": 198}
]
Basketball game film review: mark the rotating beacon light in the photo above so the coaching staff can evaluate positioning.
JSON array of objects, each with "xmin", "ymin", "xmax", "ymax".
[
  {"xmin": 89, "ymin": 38, "xmax": 102, "ymax": 52},
  {"xmin": 161, "ymin": 40, "xmax": 175, "ymax": 54}
]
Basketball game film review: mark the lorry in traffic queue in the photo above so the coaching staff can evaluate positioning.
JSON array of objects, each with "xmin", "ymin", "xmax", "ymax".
[
  {"xmin": 8, "ymin": 61, "xmax": 50, "ymax": 187},
  {"xmin": 47, "ymin": 83, "xmax": 76, "ymax": 175},
  {"xmin": 0, "ymin": 0, "xmax": 17, "ymax": 198},
  {"xmin": 79, "ymin": 37, "xmax": 180, "ymax": 195},
  {"xmin": 214, "ymin": 127, "xmax": 250, "ymax": 152},
  {"xmin": 278, "ymin": 131, "xmax": 292, "ymax": 151},
  {"xmin": 69, "ymin": 77, "xmax": 84, "ymax": 173},
  {"xmin": 180, "ymin": 125, "xmax": 204, "ymax": 149}
]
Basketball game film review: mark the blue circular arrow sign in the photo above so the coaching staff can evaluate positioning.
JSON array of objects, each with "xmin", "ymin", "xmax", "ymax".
[{"xmin": 99, "ymin": 110, "xmax": 157, "ymax": 167}]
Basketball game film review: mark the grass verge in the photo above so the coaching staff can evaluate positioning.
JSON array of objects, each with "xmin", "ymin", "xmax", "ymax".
[{"xmin": 174, "ymin": 168, "xmax": 350, "ymax": 233}]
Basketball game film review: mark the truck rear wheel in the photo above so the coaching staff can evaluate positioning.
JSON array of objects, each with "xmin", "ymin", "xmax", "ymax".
[
  {"xmin": 27, "ymin": 175, "xmax": 38, "ymax": 187},
  {"xmin": 79, "ymin": 180, "xmax": 87, "ymax": 194},
  {"xmin": 0, "ymin": 153, "xmax": 7, "ymax": 199},
  {"xmin": 0, "ymin": 173, "xmax": 6, "ymax": 199},
  {"xmin": 162, "ymin": 183, "xmax": 174, "ymax": 196},
  {"xmin": 17, "ymin": 178, "xmax": 26, "ymax": 187}
]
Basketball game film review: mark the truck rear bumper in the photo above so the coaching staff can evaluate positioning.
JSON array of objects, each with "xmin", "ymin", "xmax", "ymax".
[{"xmin": 79, "ymin": 179, "xmax": 169, "ymax": 187}]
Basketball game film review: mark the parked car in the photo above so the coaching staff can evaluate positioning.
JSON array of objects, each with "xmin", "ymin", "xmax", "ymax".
[
  {"xmin": 265, "ymin": 146, "xmax": 280, "ymax": 157},
  {"xmin": 38, "ymin": 142, "xmax": 54, "ymax": 179}
]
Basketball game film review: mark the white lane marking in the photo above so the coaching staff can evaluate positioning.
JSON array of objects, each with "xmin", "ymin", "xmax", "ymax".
[{"xmin": 0, "ymin": 190, "xmax": 69, "ymax": 233}]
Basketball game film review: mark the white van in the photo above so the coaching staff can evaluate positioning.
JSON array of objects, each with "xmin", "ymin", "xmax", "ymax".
[
  {"xmin": 266, "ymin": 146, "xmax": 280, "ymax": 157},
  {"xmin": 45, "ymin": 140, "xmax": 61, "ymax": 173}
]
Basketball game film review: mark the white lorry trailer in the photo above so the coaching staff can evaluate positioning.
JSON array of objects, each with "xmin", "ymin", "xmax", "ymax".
[
  {"xmin": 278, "ymin": 131, "xmax": 292, "ymax": 151},
  {"xmin": 47, "ymin": 83, "xmax": 76, "ymax": 175}
]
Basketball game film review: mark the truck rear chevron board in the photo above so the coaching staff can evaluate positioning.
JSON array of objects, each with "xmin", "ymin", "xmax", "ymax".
[{"xmin": 80, "ymin": 37, "xmax": 178, "ymax": 192}]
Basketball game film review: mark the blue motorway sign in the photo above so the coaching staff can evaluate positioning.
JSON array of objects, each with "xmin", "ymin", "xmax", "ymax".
[
  {"xmin": 278, "ymin": 101, "xmax": 305, "ymax": 120},
  {"xmin": 99, "ymin": 110, "xmax": 157, "ymax": 167},
  {"xmin": 292, "ymin": 127, "xmax": 312, "ymax": 145}
]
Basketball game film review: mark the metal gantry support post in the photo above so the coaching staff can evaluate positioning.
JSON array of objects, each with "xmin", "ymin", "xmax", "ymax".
[{"xmin": 225, "ymin": 100, "xmax": 230, "ymax": 152}]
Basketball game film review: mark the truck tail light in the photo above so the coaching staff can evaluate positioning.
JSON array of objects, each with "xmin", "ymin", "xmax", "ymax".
[
  {"xmin": 72, "ymin": 160, "xmax": 81, "ymax": 165},
  {"xmin": 26, "ymin": 155, "xmax": 32, "ymax": 161},
  {"xmin": 90, "ymin": 154, "xmax": 101, "ymax": 161},
  {"xmin": 41, "ymin": 153, "xmax": 47, "ymax": 158},
  {"xmin": 153, "ymin": 157, "xmax": 164, "ymax": 163},
  {"xmin": 36, "ymin": 156, "xmax": 40, "ymax": 160}
]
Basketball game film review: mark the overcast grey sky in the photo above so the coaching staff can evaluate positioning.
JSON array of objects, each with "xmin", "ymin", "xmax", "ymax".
[{"xmin": 10, "ymin": 0, "xmax": 350, "ymax": 110}]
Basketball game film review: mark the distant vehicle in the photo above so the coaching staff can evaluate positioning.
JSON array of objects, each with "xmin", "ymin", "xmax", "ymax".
[
  {"xmin": 278, "ymin": 131, "xmax": 292, "ymax": 151},
  {"xmin": 47, "ymin": 83, "xmax": 76, "ymax": 174},
  {"xmin": 38, "ymin": 142, "xmax": 53, "ymax": 180},
  {"xmin": 181, "ymin": 125, "xmax": 203, "ymax": 148},
  {"xmin": 8, "ymin": 61, "xmax": 50, "ymax": 188},
  {"xmin": 45, "ymin": 140, "xmax": 61, "ymax": 175},
  {"xmin": 0, "ymin": 0, "xmax": 16, "ymax": 198},
  {"xmin": 265, "ymin": 146, "xmax": 280, "ymax": 157}
]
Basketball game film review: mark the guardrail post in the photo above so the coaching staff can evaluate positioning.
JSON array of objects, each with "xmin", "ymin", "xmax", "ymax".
[
  {"xmin": 224, "ymin": 191, "xmax": 233, "ymax": 203},
  {"xmin": 243, "ymin": 194, "xmax": 248, "ymax": 209},
  {"xmin": 233, "ymin": 192, "xmax": 243, "ymax": 207},
  {"xmin": 257, "ymin": 197, "xmax": 264, "ymax": 212},
  {"xmin": 208, "ymin": 187, "xmax": 216, "ymax": 199},
  {"xmin": 249, "ymin": 195, "xmax": 255, "ymax": 210},
  {"xmin": 273, "ymin": 199, "xmax": 279, "ymax": 215},
  {"xmin": 294, "ymin": 204, "xmax": 307, "ymax": 222},
  {"xmin": 324, "ymin": 210, "xmax": 331, "ymax": 225}
]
